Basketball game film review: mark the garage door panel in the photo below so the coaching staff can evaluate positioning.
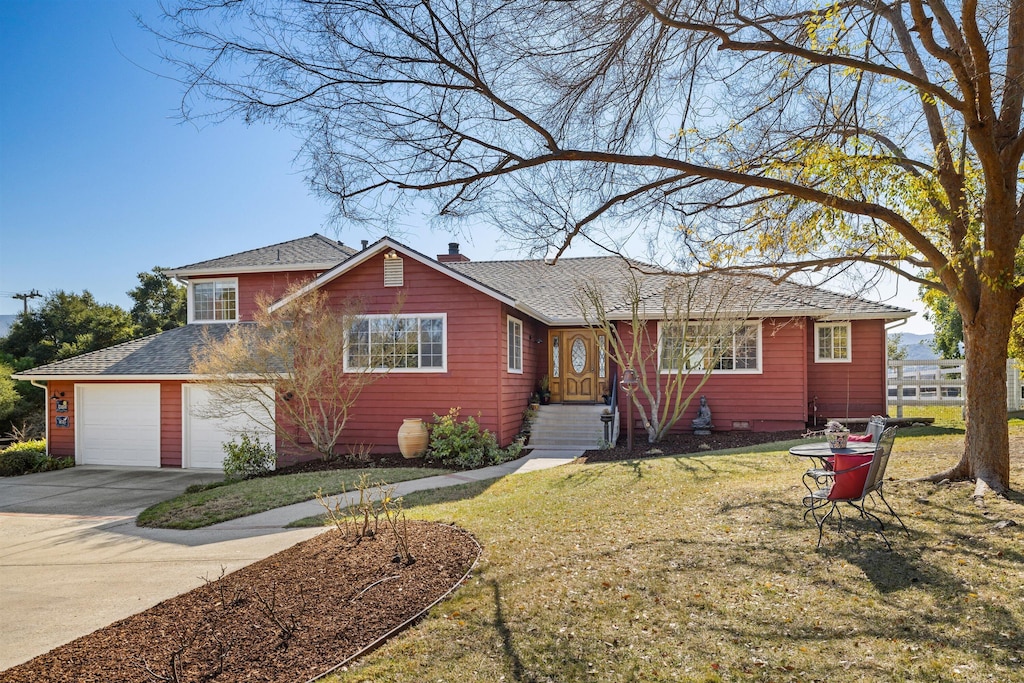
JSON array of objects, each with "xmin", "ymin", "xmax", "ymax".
[
  {"xmin": 184, "ymin": 386, "xmax": 275, "ymax": 469},
  {"xmin": 77, "ymin": 385, "xmax": 160, "ymax": 467}
]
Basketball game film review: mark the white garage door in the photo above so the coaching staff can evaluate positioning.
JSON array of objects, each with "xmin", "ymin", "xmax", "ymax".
[
  {"xmin": 76, "ymin": 384, "xmax": 161, "ymax": 467},
  {"xmin": 183, "ymin": 385, "xmax": 276, "ymax": 469}
]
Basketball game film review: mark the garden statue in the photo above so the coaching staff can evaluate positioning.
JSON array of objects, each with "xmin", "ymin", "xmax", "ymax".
[{"xmin": 692, "ymin": 395, "xmax": 713, "ymax": 435}]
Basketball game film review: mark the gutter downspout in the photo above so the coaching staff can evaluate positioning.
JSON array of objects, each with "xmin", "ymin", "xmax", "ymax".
[{"xmin": 29, "ymin": 380, "xmax": 49, "ymax": 455}]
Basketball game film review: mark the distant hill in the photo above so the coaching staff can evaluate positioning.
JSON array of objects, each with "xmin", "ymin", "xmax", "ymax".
[
  {"xmin": 889, "ymin": 332, "xmax": 939, "ymax": 361},
  {"xmin": 0, "ymin": 314, "xmax": 16, "ymax": 338}
]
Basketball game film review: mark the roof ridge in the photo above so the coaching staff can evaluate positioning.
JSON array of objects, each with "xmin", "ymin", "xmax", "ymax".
[
  {"xmin": 309, "ymin": 232, "xmax": 356, "ymax": 254},
  {"xmin": 453, "ymin": 254, "xmax": 633, "ymax": 265},
  {"xmin": 170, "ymin": 233, "xmax": 354, "ymax": 272}
]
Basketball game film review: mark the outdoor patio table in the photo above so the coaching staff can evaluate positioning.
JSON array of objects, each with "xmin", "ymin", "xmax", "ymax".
[
  {"xmin": 789, "ymin": 441, "xmax": 876, "ymax": 458},
  {"xmin": 789, "ymin": 441, "xmax": 876, "ymax": 469}
]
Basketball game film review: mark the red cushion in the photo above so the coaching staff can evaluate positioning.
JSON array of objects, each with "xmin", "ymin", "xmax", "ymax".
[
  {"xmin": 828, "ymin": 454, "xmax": 873, "ymax": 499},
  {"xmin": 847, "ymin": 434, "xmax": 873, "ymax": 442}
]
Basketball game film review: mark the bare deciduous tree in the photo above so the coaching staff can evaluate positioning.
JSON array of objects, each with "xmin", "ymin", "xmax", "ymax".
[
  {"xmin": 159, "ymin": 1, "xmax": 1023, "ymax": 495},
  {"xmin": 578, "ymin": 271, "xmax": 760, "ymax": 443},
  {"xmin": 191, "ymin": 283, "xmax": 398, "ymax": 460}
]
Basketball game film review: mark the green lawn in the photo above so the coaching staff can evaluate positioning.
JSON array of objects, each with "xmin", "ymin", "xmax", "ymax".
[
  {"xmin": 136, "ymin": 467, "xmax": 450, "ymax": 529},
  {"xmin": 319, "ymin": 423, "xmax": 1024, "ymax": 682},
  {"xmin": 887, "ymin": 404, "xmax": 967, "ymax": 428}
]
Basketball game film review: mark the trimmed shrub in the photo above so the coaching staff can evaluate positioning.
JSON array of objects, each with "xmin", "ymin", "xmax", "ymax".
[
  {"xmin": 0, "ymin": 440, "xmax": 72, "ymax": 477},
  {"xmin": 427, "ymin": 408, "xmax": 520, "ymax": 470},
  {"xmin": 222, "ymin": 433, "xmax": 277, "ymax": 481}
]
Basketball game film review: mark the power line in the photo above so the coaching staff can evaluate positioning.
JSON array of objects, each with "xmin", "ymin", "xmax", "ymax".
[{"xmin": 11, "ymin": 290, "xmax": 42, "ymax": 315}]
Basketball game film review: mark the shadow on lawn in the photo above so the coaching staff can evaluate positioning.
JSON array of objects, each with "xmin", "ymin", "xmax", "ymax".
[
  {"xmin": 399, "ymin": 478, "xmax": 497, "ymax": 511},
  {"xmin": 488, "ymin": 578, "xmax": 539, "ymax": 683},
  {"xmin": 401, "ymin": 478, "xmax": 1024, "ymax": 681},
  {"xmin": 560, "ymin": 450, "xmax": 783, "ymax": 490}
]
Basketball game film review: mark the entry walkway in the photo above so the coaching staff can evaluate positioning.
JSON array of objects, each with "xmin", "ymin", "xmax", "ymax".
[
  {"xmin": 0, "ymin": 448, "xmax": 582, "ymax": 670},
  {"xmin": 210, "ymin": 448, "xmax": 583, "ymax": 529}
]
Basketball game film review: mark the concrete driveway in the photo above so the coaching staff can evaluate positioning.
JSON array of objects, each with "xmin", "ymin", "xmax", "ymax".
[{"xmin": 0, "ymin": 467, "xmax": 323, "ymax": 671}]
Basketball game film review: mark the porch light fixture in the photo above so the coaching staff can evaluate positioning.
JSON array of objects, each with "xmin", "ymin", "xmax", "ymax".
[
  {"xmin": 50, "ymin": 391, "xmax": 65, "ymax": 401},
  {"xmin": 383, "ymin": 249, "xmax": 400, "ymax": 260}
]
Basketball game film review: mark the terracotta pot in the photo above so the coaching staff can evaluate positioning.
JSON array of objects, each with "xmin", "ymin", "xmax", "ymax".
[{"xmin": 397, "ymin": 418, "xmax": 429, "ymax": 459}]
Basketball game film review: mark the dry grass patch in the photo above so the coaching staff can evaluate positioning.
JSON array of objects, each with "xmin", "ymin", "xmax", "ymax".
[{"xmin": 324, "ymin": 424, "xmax": 1024, "ymax": 682}]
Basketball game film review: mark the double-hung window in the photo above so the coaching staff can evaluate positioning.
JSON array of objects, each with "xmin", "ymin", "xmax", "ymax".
[
  {"xmin": 815, "ymin": 322, "xmax": 851, "ymax": 362},
  {"xmin": 660, "ymin": 321, "xmax": 761, "ymax": 373},
  {"xmin": 346, "ymin": 314, "xmax": 446, "ymax": 371},
  {"xmin": 191, "ymin": 279, "xmax": 238, "ymax": 322},
  {"xmin": 507, "ymin": 316, "xmax": 523, "ymax": 373}
]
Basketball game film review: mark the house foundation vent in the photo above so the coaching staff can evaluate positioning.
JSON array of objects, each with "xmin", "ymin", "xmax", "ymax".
[{"xmin": 383, "ymin": 251, "xmax": 404, "ymax": 287}]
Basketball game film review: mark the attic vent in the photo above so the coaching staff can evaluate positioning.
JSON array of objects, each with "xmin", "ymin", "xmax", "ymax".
[{"xmin": 383, "ymin": 251, "xmax": 404, "ymax": 287}]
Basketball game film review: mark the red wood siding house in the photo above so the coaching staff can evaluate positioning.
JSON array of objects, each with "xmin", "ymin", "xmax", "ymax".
[{"xmin": 13, "ymin": 234, "xmax": 911, "ymax": 467}]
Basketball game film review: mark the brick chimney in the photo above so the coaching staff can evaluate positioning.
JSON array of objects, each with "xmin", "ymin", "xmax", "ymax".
[{"xmin": 437, "ymin": 242, "xmax": 470, "ymax": 263}]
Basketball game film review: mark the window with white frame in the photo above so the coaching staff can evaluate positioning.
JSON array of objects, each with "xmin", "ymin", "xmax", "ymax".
[
  {"xmin": 346, "ymin": 314, "xmax": 446, "ymax": 371},
  {"xmin": 660, "ymin": 321, "xmax": 761, "ymax": 373},
  {"xmin": 815, "ymin": 322, "xmax": 851, "ymax": 362},
  {"xmin": 191, "ymin": 279, "xmax": 238, "ymax": 322},
  {"xmin": 507, "ymin": 316, "xmax": 523, "ymax": 373}
]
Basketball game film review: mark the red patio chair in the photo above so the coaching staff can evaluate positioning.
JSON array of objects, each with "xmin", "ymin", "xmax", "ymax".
[{"xmin": 802, "ymin": 427, "xmax": 908, "ymax": 549}]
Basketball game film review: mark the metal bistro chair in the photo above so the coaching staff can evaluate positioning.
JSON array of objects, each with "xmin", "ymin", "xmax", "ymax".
[
  {"xmin": 844, "ymin": 415, "xmax": 888, "ymax": 444},
  {"xmin": 803, "ymin": 427, "xmax": 909, "ymax": 550},
  {"xmin": 864, "ymin": 415, "xmax": 887, "ymax": 442}
]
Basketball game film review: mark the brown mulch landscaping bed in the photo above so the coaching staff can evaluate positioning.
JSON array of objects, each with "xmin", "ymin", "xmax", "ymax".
[
  {"xmin": 270, "ymin": 429, "xmax": 807, "ymax": 474},
  {"xmin": 2, "ymin": 522, "xmax": 480, "ymax": 683},
  {"xmin": 271, "ymin": 452, "xmax": 450, "ymax": 474},
  {"xmin": 581, "ymin": 429, "xmax": 806, "ymax": 462}
]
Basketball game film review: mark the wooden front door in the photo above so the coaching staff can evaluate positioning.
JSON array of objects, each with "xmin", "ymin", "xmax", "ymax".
[{"xmin": 562, "ymin": 330, "xmax": 599, "ymax": 402}]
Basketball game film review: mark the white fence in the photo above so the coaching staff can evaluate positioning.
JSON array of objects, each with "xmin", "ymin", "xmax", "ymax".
[{"xmin": 888, "ymin": 359, "xmax": 1024, "ymax": 416}]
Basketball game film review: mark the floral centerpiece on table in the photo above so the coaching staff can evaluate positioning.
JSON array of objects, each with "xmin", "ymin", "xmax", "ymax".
[{"xmin": 825, "ymin": 420, "xmax": 851, "ymax": 450}]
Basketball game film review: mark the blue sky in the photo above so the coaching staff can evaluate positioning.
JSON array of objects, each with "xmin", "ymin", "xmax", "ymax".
[{"xmin": 0, "ymin": 0, "xmax": 931, "ymax": 333}]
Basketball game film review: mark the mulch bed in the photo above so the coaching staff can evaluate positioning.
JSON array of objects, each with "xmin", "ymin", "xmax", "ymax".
[
  {"xmin": 2, "ymin": 522, "xmax": 480, "ymax": 683},
  {"xmin": 581, "ymin": 429, "xmax": 806, "ymax": 462},
  {"xmin": 271, "ymin": 452, "xmax": 449, "ymax": 474},
  {"xmin": 276, "ymin": 429, "xmax": 807, "ymax": 474}
]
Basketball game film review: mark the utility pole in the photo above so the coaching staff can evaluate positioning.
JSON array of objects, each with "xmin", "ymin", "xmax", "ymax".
[{"xmin": 12, "ymin": 290, "xmax": 42, "ymax": 315}]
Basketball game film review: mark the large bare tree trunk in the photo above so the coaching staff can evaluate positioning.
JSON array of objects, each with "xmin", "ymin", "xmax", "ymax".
[{"xmin": 929, "ymin": 292, "xmax": 1015, "ymax": 496}]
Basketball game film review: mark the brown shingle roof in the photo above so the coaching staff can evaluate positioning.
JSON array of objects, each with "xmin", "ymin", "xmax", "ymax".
[{"xmin": 448, "ymin": 257, "xmax": 912, "ymax": 323}]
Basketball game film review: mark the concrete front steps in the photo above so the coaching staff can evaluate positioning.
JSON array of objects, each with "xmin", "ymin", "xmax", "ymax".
[{"xmin": 528, "ymin": 404, "xmax": 609, "ymax": 450}]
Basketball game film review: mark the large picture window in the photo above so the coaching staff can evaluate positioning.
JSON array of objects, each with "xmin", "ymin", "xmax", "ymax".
[
  {"xmin": 191, "ymin": 280, "xmax": 237, "ymax": 322},
  {"xmin": 507, "ymin": 316, "xmax": 523, "ymax": 373},
  {"xmin": 346, "ymin": 314, "xmax": 446, "ymax": 371},
  {"xmin": 815, "ymin": 322, "xmax": 851, "ymax": 362},
  {"xmin": 659, "ymin": 322, "xmax": 761, "ymax": 373}
]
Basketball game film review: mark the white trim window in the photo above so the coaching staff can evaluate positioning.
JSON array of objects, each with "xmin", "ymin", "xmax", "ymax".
[
  {"xmin": 659, "ymin": 321, "xmax": 762, "ymax": 373},
  {"xmin": 189, "ymin": 279, "xmax": 238, "ymax": 323},
  {"xmin": 346, "ymin": 314, "xmax": 446, "ymax": 372},
  {"xmin": 815, "ymin": 322, "xmax": 852, "ymax": 362},
  {"xmin": 507, "ymin": 316, "xmax": 523, "ymax": 373}
]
